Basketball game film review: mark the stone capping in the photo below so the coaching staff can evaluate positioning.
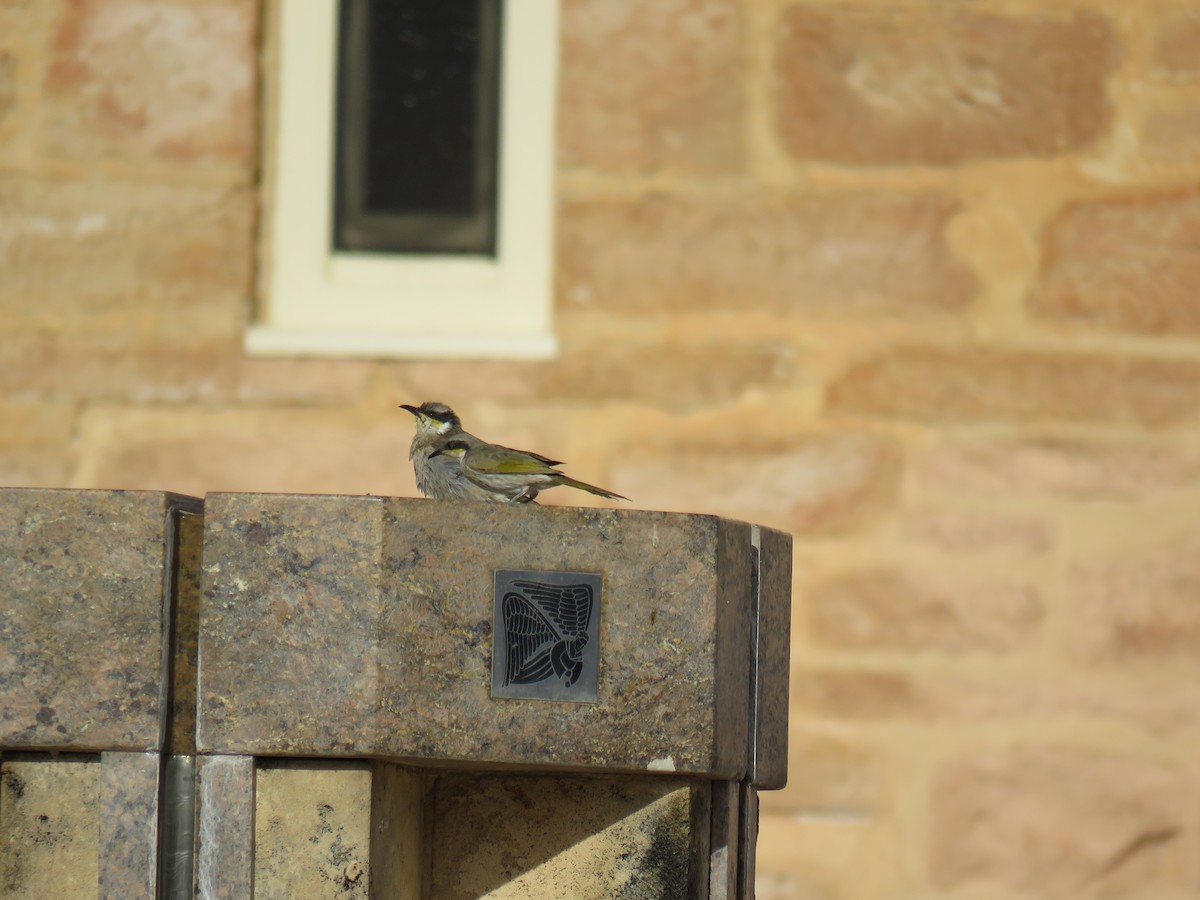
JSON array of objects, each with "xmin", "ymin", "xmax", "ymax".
[
  {"xmin": 0, "ymin": 487, "xmax": 201, "ymax": 752},
  {"xmin": 0, "ymin": 488, "xmax": 791, "ymax": 784}
]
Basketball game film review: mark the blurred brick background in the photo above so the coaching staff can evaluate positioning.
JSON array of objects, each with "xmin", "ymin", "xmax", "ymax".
[{"xmin": 4, "ymin": 0, "xmax": 1200, "ymax": 897}]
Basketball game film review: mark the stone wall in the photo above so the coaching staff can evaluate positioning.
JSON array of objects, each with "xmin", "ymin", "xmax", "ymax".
[{"xmin": 3, "ymin": 1, "xmax": 1200, "ymax": 896}]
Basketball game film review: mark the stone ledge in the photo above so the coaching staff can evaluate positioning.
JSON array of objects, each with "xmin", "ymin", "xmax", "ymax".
[
  {"xmin": 197, "ymin": 493, "xmax": 790, "ymax": 781},
  {"xmin": 0, "ymin": 488, "xmax": 791, "ymax": 783},
  {"xmin": 0, "ymin": 488, "xmax": 201, "ymax": 751}
]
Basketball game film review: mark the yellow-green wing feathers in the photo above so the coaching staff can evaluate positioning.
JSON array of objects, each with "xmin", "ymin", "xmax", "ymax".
[
  {"xmin": 466, "ymin": 444, "xmax": 559, "ymax": 475},
  {"xmin": 461, "ymin": 441, "xmax": 627, "ymax": 500}
]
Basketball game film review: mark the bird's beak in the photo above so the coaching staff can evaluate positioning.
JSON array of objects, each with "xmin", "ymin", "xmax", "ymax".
[
  {"xmin": 428, "ymin": 448, "xmax": 442, "ymax": 458},
  {"xmin": 399, "ymin": 404, "xmax": 419, "ymax": 415}
]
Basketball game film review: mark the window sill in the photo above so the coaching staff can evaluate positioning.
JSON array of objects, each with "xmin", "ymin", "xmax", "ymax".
[{"xmin": 244, "ymin": 326, "xmax": 558, "ymax": 361}]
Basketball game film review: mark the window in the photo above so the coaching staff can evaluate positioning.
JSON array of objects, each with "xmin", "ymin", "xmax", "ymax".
[
  {"xmin": 250, "ymin": 0, "xmax": 559, "ymax": 359},
  {"xmin": 334, "ymin": 2, "xmax": 501, "ymax": 256}
]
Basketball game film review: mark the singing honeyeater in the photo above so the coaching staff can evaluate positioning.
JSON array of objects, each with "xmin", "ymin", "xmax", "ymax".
[
  {"xmin": 399, "ymin": 401, "xmax": 562, "ymax": 502},
  {"xmin": 430, "ymin": 438, "xmax": 628, "ymax": 503}
]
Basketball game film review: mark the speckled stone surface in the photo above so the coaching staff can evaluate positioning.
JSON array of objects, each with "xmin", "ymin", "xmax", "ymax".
[
  {"xmin": 98, "ymin": 751, "xmax": 160, "ymax": 900},
  {"xmin": 751, "ymin": 525, "xmax": 793, "ymax": 789},
  {"xmin": 369, "ymin": 763, "xmax": 424, "ymax": 898},
  {"xmin": 0, "ymin": 488, "xmax": 201, "ymax": 751},
  {"xmin": 169, "ymin": 510, "xmax": 204, "ymax": 754},
  {"xmin": 254, "ymin": 760, "xmax": 372, "ymax": 899},
  {"xmin": 427, "ymin": 772, "xmax": 706, "ymax": 899},
  {"xmin": 0, "ymin": 754, "xmax": 101, "ymax": 897},
  {"xmin": 196, "ymin": 755, "xmax": 254, "ymax": 900},
  {"xmin": 737, "ymin": 784, "xmax": 759, "ymax": 900},
  {"xmin": 198, "ymin": 494, "xmax": 786, "ymax": 779},
  {"xmin": 709, "ymin": 779, "xmax": 739, "ymax": 899}
]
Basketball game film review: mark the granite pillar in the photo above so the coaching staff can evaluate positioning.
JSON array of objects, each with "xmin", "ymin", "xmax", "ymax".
[
  {"xmin": 0, "ymin": 487, "xmax": 792, "ymax": 897},
  {"xmin": 98, "ymin": 751, "xmax": 161, "ymax": 900},
  {"xmin": 196, "ymin": 755, "xmax": 254, "ymax": 900},
  {"xmin": 196, "ymin": 493, "xmax": 788, "ymax": 782},
  {"xmin": 0, "ymin": 488, "xmax": 201, "ymax": 752},
  {"xmin": 0, "ymin": 489, "xmax": 202, "ymax": 899}
]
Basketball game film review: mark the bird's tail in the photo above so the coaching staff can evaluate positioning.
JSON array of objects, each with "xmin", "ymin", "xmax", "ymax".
[{"xmin": 555, "ymin": 475, "xmax": 628, "ymax": 501}]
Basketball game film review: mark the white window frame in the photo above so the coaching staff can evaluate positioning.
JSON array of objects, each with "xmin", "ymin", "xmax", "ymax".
[{"xmin": 249, "ymin": 0, "xmax": 559, "ymax": 359}]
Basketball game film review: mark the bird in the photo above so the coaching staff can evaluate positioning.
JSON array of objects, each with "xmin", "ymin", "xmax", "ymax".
[
  {"xmin": 399, "ymin": 401, "xmax": 495, "ymax": 500},
  {"xmin": 399, "ymin": 401, "xmax": 561, "ymax": 502},
  {"xmin": 430, "ymin": 438, "xmax": 628, "ymax": 504}
]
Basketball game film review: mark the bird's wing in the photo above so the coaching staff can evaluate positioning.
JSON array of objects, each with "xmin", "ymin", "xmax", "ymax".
[
  {"xmin": 512, "ymin": 448, "xmax": 563, "ymax": 466},
  {"xmin": 467, "ymin": 444, "xmax": 560, "ymax": 475}
]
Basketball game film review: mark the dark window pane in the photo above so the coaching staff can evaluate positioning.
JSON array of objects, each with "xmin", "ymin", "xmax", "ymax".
[{"xmin": 334, "ymin": 0, "xmax": 502, "ymax": 255}]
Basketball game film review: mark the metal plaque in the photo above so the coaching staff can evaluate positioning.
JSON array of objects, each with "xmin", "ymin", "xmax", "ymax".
[{"xmin": 492, "ymin": 569, "xmax": 601, "ymax": 703}]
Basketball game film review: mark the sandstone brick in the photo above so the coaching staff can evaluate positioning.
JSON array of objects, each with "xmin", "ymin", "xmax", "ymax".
[
  {"xmin": 43, "ymin": 0, "xmax": 257, "ymax": 168},
  {"xmin": 402, "ymin": 342, "xmax": 798, "ymax": 413},
  {"xmin": 0, "ymin": 336, "xmax": 373, "ymax": 404},
  {"xmin": 218, "ymin": 355, "xmax": 375, "ymax": 406},
  {"xmin": 806, "ymin": 567, "xmax": 1042, "ymax": 654},
  {"xmin": 254, "ymin": 762, "xmax": 372, "ymax": 898},
  {"xmin": 0, "ymin": 400, "xmax": 74, "ymax": 452},
  {"xmin": 2, "ymin": 9, "xmax": 57, "ymax": 179},
  {"xmin": 755, "ymin": 812, "xmax": 910, "ymax": 900},
  {"xmin": 753, "ymin": 870, "xmax": 822, "ymax": 900},
  {"xmin": 1070, "ymin": 538, "xmax": 1200, "ymax": 664},
  {"xmin": 0, "ymin": 52, "xmax": 13, "ymax": 123},
  {"xmin": 775, "ymin": 7, "xmax": 1116, "ymax": 165},
  {"xmin": 74, "ymin": 408, "xmax": 415, "ymax": 498},
  {"xmin": 791, "ymin": 669, "xmax": 922, "ymax": 721},
  {"xmin": 982, "ymin": 675, "xmax": 1200, "ymax": 738},
  {"xmin": 916, "ymin": 437, "xmax": 1200, "ymax": 501},
  {"xmin": 429, "ymin": 776, "xmax": 701, "ymax": 898},
  {"xmin": 558, "ymin": 0, "xmax": 743, "ymax": 174},
  {"xmin": 828, "ymin": 346, "xmax": 1200, "ymax": 428},
  {"xmin": 760, "ymin": 729, "xmax": 883, "ymax": 817},
  {"xmin": 0, "ymin": 177, "xmax": 254, "ymax": 341},
  {"xmin": 791, "ymin": 665, "xmax": 1200, "ymax": 739},
  {"xmin": 609, "ymin": 430, "xmax": 900, "ymax": 535},
  {"xmin": 559, "ymin": 343, "xmax": 796, "ymax": 408},
  {"xmin": 1143, "ymin": 107, "xmax": 1200, "ymax": 164},
  {"xmin": 900, "ymin": 507, "xmax": 1053, "ymax": 556},
  {"xmin": 0, "ymin": 400, "xmax": 76, "ymax": 485},
  {"xmin": 931, "ymin": 747, "xmax": 1196, "ymax": 895},
  {"xmin": 1029, "ymin": 189, "xmax": 1200, "ymax": 335},
  {"xmin": 558, "ymin": 193, "xmax": 977, "ymax": 315},
  {"xmin": 0, "ymin": 758, "xmax": 102, "ymax": 896},
  {"xmin": 1153, "ymin": 11, "xmax": 1200, "ymax": 79}
]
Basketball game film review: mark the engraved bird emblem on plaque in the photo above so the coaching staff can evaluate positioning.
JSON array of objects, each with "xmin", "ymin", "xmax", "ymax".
[
  {"xmin": 493, "ymin": 570, "xmax": 601, "ymax": 702},
  {"xmin": 503, "ymin": 580, "xmax": 592, "ymax": 687}
]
